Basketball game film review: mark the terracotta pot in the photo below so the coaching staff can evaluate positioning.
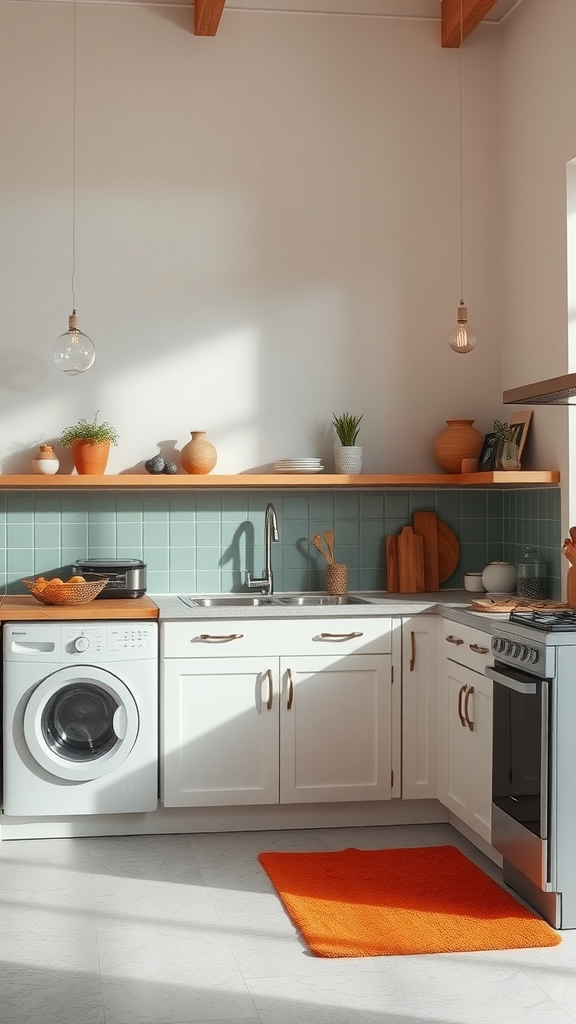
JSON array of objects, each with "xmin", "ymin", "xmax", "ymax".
[
  {"xmin": 32, "ymin": 444, "xmax": 59, "ymax": 475},
  {"xmin": 70, "ymin": 439, "xmax": 111, "ymax": 475},
  {"xmin": 433, "ymin": 419, "xmax": 483, "ymax": 474},
  {"xmin": 180, "ymin": 431, "xmax": 218, "ymax": 474}
]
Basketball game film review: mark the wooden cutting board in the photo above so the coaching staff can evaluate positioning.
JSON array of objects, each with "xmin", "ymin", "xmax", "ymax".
[
  {"xmin": 397, "ymin": 526, "xmax": 425, "ymax": 593},
  {"xmin": 471, "ymin": 597, "xmax": 568, "ymax": 613},
  {"xmin": 437, "ymin": 520, "xmax": 459, "ymax": 584},
  {"xmin": 412, "ymin": 511, "xmax": 439, "ymax": 591},
  {"xmin": 386, "ymin": 535, "xmax": 400, "ymax": 593}
]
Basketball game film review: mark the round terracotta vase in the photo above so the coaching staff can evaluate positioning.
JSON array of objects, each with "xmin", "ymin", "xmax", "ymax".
[
  {"xmin": 433, "ymin": 419, "xmax": 483, "ymax": 474},
  {"xmin": 180, "ymin": 431, "xmax": 218, "ymax": 475},
  {"xmin": 70, "ymin": 439, "xmax": 111, "ymax": 475}
]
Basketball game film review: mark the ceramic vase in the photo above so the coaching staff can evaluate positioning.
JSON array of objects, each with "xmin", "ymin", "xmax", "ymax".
[
  {"xmin": 334, "ymin": 445, "xmax": 363, "ymax": 474},
  {"xmin": 180, "ymin": 431, "xmax": 218, "ymax": 475},
  {"xmin": 433, "ymin": 419, "xmax": 483, "ymax": 474},
  {"xmin": 481, "ymin": 561, "xmax": 517, "ymax": 594},
  {"xmin": 70, "ymin": 440, "xmax": 110, "ymax": 475},
  {"xmin": 31, "ymin": 444, "xmax": 59, "ymax": 475},
  {"xmin": 498, "ymin": 440, "xmax": 521, "ymax": 471}
]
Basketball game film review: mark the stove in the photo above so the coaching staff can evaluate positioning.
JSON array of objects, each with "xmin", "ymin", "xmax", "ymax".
[{"xmin": 488, "ymin": 609, "xmax": 576, "ymax": 928}]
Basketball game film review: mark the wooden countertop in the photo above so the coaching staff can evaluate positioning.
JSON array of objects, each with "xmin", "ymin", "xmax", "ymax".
[{"xmin": 0, "ymin": 596, "xmax": 159, "ymax": 621}]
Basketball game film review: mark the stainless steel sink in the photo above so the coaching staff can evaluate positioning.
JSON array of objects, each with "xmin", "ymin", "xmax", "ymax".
[
  {"xmin": 277, "ymin": 595, "xmax": 371, "ymax": 606},
  {"xmin": 179, "ymin": 595, "xmax": 280, "ymax": 608},
  {"xmin": 179, "ymin": 594, "xmax": 371, "ymax": 608}
]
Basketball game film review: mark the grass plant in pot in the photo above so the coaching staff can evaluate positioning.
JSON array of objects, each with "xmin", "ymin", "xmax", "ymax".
[
  {"xmin": 332, "ymin": 412, "xmax": 363, "ymax": 474},
  {"xmin": 493, "ymin": 419, "xmax": 521, "ymax": 471},
  {"xmin": 60, "ymin": 411, "xmax": 119, "ymax": 475}
]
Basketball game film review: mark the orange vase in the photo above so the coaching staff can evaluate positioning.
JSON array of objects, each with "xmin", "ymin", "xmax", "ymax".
[
  {"xmin": 180, "ymin": 431, "xmax": 218, "ymax": 474},
  {"xmin": 433, "ymin": 419, "xmax": 483, "ymax": 474},
  {"xmin": 70, "ymin": 440, "xmax": 110, "ymax": 475}
]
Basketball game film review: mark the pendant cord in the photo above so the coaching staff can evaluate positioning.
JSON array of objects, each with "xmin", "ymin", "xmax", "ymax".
[
  {"xmin": 459, "ymin": 0, "xmax": 464, "ymax": 306},
  {"xmin": 71, "ymin": 0, "xmax": 77, "ymax": 314}
]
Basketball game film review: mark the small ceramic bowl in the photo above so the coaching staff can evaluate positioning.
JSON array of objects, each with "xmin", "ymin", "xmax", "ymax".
[{"xmin": 464, "ymin": 572, "xmax": 486, "ymax": 593}]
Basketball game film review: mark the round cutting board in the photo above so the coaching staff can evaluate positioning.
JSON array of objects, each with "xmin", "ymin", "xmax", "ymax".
[{"xmin": 437, "ymin": 520, "xmax": 459, "ymax": 584}]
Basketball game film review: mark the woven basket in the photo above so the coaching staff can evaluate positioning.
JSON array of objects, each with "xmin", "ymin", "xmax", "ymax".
[{"xmin": 22, "ymin": 575, "xmax": 109, "ymax": 606}]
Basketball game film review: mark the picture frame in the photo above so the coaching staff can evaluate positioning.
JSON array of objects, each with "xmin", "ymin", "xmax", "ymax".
[
  {"xmin": 508, "ymin": 410, "xmax": 532, "ymax": 461},
  {"xmin": 478, "ymin": 432, "xmax": 499, "ymax": 471}
]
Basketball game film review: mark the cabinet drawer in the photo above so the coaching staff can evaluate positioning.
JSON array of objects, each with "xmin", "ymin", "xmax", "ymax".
[
  {"xmin": 443, "ymin": 622, "xmax": 492, "ymax": 674},
  {"xmin": 162, "ymin": 617, "xmax": 392, "ymax": 658}
]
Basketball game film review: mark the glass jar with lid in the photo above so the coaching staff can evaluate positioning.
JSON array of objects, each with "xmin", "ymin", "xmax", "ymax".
[{"xmin": 517, "ymin": 546, "xmax": 547, "ymax": 600}]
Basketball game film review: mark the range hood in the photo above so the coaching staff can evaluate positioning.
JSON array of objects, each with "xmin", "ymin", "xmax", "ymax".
[{"xmin": 503, "ymin": 373, "xmax": 576, "ymax": 406}]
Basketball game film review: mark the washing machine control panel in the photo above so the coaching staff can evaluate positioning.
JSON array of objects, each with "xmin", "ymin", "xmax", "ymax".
[{"xmin": 60, "ymin": 624, "xmax": 156, "ymax": 660}]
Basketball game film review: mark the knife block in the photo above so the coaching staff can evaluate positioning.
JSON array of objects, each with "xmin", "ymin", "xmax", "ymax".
[{"xmin": 567, "ymin": 566, "xmax": 576, "ymax": 609}]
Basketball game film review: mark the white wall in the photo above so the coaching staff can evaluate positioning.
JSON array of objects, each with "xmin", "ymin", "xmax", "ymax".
[
  {"xmin": 500, "ymin": 0, "xmax": 576, "ymax": 488},
  {"xmin": 0, "ymin": 3, "xmax": 503, "ymax": 474}
]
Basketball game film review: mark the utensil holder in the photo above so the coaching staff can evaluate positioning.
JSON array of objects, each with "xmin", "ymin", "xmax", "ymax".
[{"xmin": 326, "ymin": 563, "xmax": 348, "ymax": 595}]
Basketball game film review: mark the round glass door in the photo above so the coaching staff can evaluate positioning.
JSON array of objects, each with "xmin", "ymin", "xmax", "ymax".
[{"xmin": 24, "ymin": 666, "xmax": 139, "ymax": 781}]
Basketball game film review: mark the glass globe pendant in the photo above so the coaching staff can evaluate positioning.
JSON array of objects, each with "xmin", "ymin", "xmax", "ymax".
[
  {"xmin": 448, "ymin": 303, "xmax": 477, "ymax": 354},
  {"xmin": 53, "ymin": 310, "xmax": 95, "ymax": 375}
]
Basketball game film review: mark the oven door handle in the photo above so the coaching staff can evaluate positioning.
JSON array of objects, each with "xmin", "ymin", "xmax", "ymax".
[{"xmin": 485, "ymin": 665, "xmax": 538, "ymax": 694}]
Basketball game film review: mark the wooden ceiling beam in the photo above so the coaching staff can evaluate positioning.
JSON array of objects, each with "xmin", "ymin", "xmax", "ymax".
[
  {"xmin": 441, "ymin": 0, "xmax": 500, "ymax": 47},
  {"xmin": 194, "ymin": 0, "xmax": 226, "ymax": 36}
]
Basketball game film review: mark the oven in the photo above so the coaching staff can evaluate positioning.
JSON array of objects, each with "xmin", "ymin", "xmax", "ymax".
[{"xmin": 487, "ymin": 610, "xmax": 576, "ymax": 929}]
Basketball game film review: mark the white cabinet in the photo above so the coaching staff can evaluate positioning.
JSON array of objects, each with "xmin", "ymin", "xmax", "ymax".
[
  {"xmin": 161, "ymin": 617, "xmax": 394, "ymax": 808},
  {"xmin": 401, "ymin": 615, "xmax": 438, "ymax": 799},
  {"xmin": 438, "ymin": 621, "xmax": 493, "ymax": 843}
]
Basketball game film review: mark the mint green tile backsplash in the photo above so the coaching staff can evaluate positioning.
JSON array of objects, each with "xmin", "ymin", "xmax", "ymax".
[{"xmin": 0, "ymin": 487, "xmax": 561, "ymax": 598}]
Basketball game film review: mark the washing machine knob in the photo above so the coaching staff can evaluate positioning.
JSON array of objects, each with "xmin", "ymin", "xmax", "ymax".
[{"xmin": 73, "ymin": 636, "xmax": 90, "ymax": 653}]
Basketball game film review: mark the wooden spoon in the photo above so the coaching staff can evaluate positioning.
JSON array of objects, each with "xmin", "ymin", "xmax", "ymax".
[
  {"xmin": 311, "ymin": 534, "xmax": 330, "ymax": 563},
  {"xmin": 324, "ymin": 530, "xmax": 335, "ymax": 564}
]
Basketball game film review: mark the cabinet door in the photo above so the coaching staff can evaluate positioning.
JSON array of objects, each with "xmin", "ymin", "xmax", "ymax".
[
  {"xmin": 161, "ymin": 657, "xmax": 279, "ymax": 807},
  {"xmin": 279, "ymin": 654, "xmax": 392, "ymax": 803},
  {"xmin": 442, "ymin": 661, "xmax": 493, "ymax": 843},
  {"xmin": 401, "ymin": 616, "xmax": 438, "ymax": 799},
  {"xmin": 444, "ymin": 664, "xmax": 471, "ymax": 818}
]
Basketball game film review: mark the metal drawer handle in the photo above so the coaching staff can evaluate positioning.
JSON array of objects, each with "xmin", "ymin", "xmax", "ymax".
[
  {"xmin": 457, "ymin": 684, "xmax": 466, "ymax": 726},
  {"xmin": 287, "ymin": 668, "xmax": 294, "ymax": 710},
  {"xmin": 469, "ymin": 643, "xmax": 489, "ymax": 655},
  {"xmin": 464, "ymin": 684, "xmax": 475, "ymax": 731},
  {"xmin": 409, "ymin": 630, "xmax": 416, "ymax": 672},
  {"xmin": 265, "ymin": 668, "xmax": 274, "ymax": 711},
  {"xmin": 446, "ymin": 635, "xmax": 465, "ymax": 645},
  {"xmin": 319, "ymin": 631, "xmax": 363, "ymax": 641},
  {"xmin": 198, "ymin": 633, "xmax": 244, "ymax": 642}
]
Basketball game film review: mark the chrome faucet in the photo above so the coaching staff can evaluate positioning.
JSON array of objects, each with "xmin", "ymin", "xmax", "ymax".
[{"xmin": 246, "ymin": 502, "xmax": 280, "ymax": 595}]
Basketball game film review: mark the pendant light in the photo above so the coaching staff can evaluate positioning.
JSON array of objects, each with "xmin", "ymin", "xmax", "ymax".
[
  {"xmin": 53, "ymin": 0, "xmax": 95, "ymax": 375},
  {"xmin": 448, "ymin": 0, "xmax": 477, "ymax": 355}
]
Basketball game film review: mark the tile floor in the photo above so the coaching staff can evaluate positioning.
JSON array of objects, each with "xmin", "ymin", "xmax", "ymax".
[{"xmin": 1, "ymin": 821, "xmax": 575, "ymax": 1024}]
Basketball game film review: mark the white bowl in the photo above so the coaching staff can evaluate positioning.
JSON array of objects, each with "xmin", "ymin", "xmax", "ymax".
[{"xmin": 464, "ymin": 573, "xmax": 486, "ymax": 593}]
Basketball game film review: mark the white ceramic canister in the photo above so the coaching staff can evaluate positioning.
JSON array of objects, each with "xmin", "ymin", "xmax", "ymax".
[
  {"xmin": 464, "ymin": 572, "xmax": 486, "ymax": 593},
  {"xmin": 31, "ymin": 444, "xmax": 59, "ymax": 475},
  {"xmin": 481, "ymin": 561, "xmax": 517, "ymax": 594}
]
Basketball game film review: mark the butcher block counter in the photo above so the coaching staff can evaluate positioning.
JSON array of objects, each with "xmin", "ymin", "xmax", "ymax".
[{"xmin": 0, "ymin": 596, "xmax": 159, "ymax": 621}]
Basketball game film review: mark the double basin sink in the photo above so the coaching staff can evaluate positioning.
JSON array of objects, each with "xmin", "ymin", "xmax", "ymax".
[{"xmin": 180, "ymin": 594, "xmax": 372, "ymax": 608}]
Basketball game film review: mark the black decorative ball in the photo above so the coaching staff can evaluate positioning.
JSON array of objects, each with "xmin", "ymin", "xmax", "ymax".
[
  {"xmin": 145, "ymin": 456, "xmax": 165, "ymax": 474},
  {"xmin": 163, "ymin": 462, "xmax": 178, "ymax": 474}
]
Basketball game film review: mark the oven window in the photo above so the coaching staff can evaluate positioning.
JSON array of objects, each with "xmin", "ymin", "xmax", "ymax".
[{"xmin": 492, "ymin": 677, "xmax": 546, "ymax": 838}]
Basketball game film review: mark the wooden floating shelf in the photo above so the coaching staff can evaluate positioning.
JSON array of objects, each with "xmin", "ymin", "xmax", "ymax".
[{"xmin": 0, "ymin": 472, "xmax": 560, "ymax": 489}]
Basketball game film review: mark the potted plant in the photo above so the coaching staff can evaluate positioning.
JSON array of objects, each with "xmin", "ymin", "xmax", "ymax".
[
  {"xmin": 332, "ymin": 412, "xmax": 363, "ymax": 474},
  {"xmin": 60, "ymin": 411, "xmax": 119, "ymax": 475},
  {"xmin": 493, "ymin": 419, "xmax": 520, "ymax": 471}
]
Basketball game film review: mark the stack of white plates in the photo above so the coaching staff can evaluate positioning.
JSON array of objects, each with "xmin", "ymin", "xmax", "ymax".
[{"xmin": 274, "ymin": 458, "xmax": 324, "ymax": 474}]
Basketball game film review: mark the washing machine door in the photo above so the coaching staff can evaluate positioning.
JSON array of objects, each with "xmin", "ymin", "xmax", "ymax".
[{"xmin": 23, "ymin": 665, "xmax": 140, "ymax": 781}]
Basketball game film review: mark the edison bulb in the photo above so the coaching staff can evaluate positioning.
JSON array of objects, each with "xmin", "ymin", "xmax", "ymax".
[
  {"xmin": 448, "ymin": 303, "xmax": 477, "ymax": 354},
  {"xmin": 53, "ymin": 310, "xmax": 96, "ymax": 375}
]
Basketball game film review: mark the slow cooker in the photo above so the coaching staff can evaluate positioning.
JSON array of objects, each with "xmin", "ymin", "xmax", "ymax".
[{"xmin": 73, "ymin": 558, "xmax": 147, "ymax": 599}]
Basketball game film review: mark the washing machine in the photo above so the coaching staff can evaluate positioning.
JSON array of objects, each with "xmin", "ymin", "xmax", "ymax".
[{"xmin": 2, "ymin": 621, "xmax": 158, "ymax": 816}]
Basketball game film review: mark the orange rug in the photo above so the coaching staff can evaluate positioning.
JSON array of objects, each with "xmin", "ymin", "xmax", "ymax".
[{"xmin": 257, "ymin": 845, "xmax": 561, "ymax": 957}]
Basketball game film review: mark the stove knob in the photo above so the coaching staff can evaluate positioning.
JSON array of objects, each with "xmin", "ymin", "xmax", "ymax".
[
  {"xmin": 528, "ymin": 648, "xmax": 539, "ymax": 665},
  {"xmin": 492, "ymin": 637, "xmax": 504, "ymax": 654},
  {"xmin": 512, "ymin": 643, "xmax": 522, "ymax": 658},
  {"xmin": 73, "ymin": 636, "xmax": 90, "ymax": 653},
  {"xmin": 504, "ymin": 640, "xmax": 515, "ymax": 657},
  {"xmin": 519, "ymin": 645, "xmax": 530, "ymax": 662}
]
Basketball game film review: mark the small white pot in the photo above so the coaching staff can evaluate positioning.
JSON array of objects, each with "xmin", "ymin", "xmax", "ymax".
[
  {"xmin": 464, "ymin": 572, "xmax": 485, "ymax": 593},
  {"xmin": 334, "ymin": 445, "xmax": 363, "ymax": 474},
  {"xmin": 481, "ymin": 561, "xmax": 517, "ymax": 594}
]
